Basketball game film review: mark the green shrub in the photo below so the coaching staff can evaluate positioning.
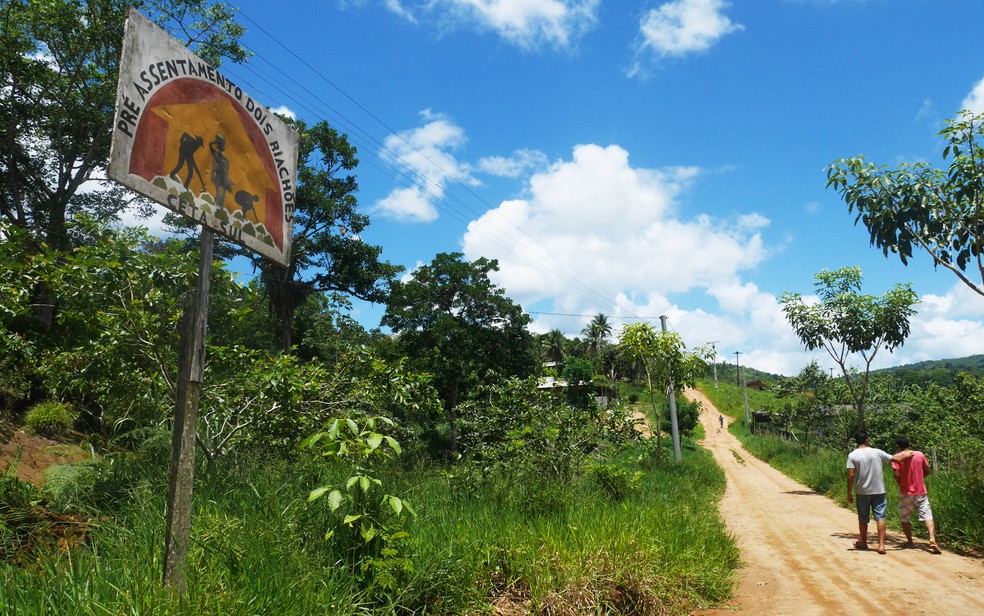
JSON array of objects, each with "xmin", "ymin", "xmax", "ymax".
[
  {"xmin": 42, "ymin": 455, "xmax": 133, "ymax": 515},
  {"xmin": 586, "ymin": 463, "xmax": 637, "ymax": 501},
  {"xmin": 659, "ymin": 395, "xmax": 701, "ymax": 436},
  {"xmin": 23, "ymin": 401, "xmax": 76, "ymax": 437}
]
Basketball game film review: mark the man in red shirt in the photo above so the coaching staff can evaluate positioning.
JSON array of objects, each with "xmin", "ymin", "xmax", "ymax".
[{"xmin": 893, "ymin": 436, "xmax": 940, "ymax": 554}]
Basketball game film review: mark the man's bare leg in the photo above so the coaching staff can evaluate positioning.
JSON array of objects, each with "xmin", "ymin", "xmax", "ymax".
[
  {"xmin": 876, "ymin": 519, "xmax": 887, "ymax": 553},
  {"xmin": 902, "ymin": 521, "xmax": 914, "ymax": 546},
  {"xmin": 927, "ymin": 519, "xmax": 941, "ymax": 553},
  {"xmin": 857, "ymin": 522, "xmax": 869, "ymax": 548}
]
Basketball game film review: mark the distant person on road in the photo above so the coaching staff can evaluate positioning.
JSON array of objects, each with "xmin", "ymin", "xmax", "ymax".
[
  {"xmin": 893, "ymin": 436, "xmax": 940, "ymax": 554},
  {"xmin": 847, "ymin": 431, "xmax": 913, "ymax": 554},
  {"xmin": 719, "ymin": 414, "xmax": 724, "ymax": 428}
]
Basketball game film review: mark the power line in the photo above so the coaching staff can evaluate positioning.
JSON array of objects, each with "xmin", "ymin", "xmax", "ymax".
[
  {"xmin": 232, "ymin": 8, "xmax": 637, "ymax": 319},
  {"xmin": 528, "ymin": 311, "xmax": 660, "ymax": 320}
]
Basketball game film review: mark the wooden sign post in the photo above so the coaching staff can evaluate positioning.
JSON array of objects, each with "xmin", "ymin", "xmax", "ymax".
[
  {"xmin": 107, "ymin": 9, "xmax": 298, "ymax": 593},
  {"xmin": 162, "ymin": 228, "xmax": 213, "ymax": 593}
]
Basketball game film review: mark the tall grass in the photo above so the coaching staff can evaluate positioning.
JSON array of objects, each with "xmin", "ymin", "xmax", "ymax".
[{"xmin": 1, "ymin": 439, "xmax": 739, "ymax": 614}]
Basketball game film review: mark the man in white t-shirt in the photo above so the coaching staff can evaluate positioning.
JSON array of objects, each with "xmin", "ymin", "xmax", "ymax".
[{"xmin": 847, "ymin": 431, "xmax": 913, "ymax": 554}]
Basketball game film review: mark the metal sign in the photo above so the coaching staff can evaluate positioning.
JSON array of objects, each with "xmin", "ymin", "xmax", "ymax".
[{"xmin": 109, "ymin": 8, "xmax": 298, "ymax": 266}]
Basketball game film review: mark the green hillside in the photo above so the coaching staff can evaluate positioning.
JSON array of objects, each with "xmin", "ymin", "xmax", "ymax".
[{"xmin": 876, "ymin": 354, "xmax": 984, "ymax": 387}]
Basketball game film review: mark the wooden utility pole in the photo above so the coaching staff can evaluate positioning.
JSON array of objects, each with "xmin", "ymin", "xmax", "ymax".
[
  {"xmin": 163, "ymin": 228, "xmax": 214, "ymax": 594},
  {"xmin": 660, "ymin": 316, "xmax": 682, "ymax": 463},
  {"xmin": 735, "ymin": 351, "xmax": 750, "ymax": 425},
  {"xmin": 710, "ymin": 341, "xmax": 719, "ymax": 389}
]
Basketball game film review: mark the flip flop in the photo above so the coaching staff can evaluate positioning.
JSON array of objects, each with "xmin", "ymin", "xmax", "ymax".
[
  {"xmin": 876, "ymin": 547, "xmax": 886, "ymax": 555},
  {"xmin": 854, "ymin": 541, "xmax": 869, "ymax": 550},
  {"xmin": 929, "ymin": 541, "xmax": 941, "ymax": 554}
]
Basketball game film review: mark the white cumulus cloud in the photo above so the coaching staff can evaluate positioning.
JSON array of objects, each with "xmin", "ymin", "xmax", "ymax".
[
  {"xmin": 462, "ymin": 142, "xmax": 769, "ymax": 316},
  {"xmin": 476, "ymin": 148, "xmax": 550, "ymax": 178},
  {"xmin": 961, "ymin": 77, "xmax": 984, "ymax": 114},
  {"xmin": 385, "ymin": 0, "xmax": 599, "ymax": 50},
  {"xmin": 269, "ymin": 105, "xmax": 297, "ymax": 120},
  {"xmin": 629, "ymin": 0, "xmax": 743, "ymax": 77},
  {"xmin": 372, "ymin": 110, "xmax": 476, "ymax": 223},
  {"xmin": 373, "ymin": 111, "xmax": 547, "ymax": 222}
]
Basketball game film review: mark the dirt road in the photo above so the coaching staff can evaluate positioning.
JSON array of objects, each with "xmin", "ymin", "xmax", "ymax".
[{"xmin": 687, "ymin": 387, "xmax": 984, "ymax": 615}]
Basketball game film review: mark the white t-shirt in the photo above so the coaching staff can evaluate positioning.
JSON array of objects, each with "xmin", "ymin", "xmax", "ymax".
[{"xmin": 846, "ymin": 446, "xmax": 892, "ymax": 495}]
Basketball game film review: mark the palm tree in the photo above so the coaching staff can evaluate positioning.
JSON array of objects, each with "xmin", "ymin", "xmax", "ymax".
[
  {"xmin": 581, "ymin": 313, "xmax": 613, "ymax": 360},
  {"xmin": 540, "ymin": 329, "xmax": 568, "ymax": 364}
]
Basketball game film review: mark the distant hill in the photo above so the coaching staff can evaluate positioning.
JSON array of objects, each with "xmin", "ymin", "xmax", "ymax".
[
  {"xmin": 878, "ymin": 354, "xmax": 984, "ymax": 375},
  {"xmin": 709, "ymin": 362, "xmax": 783, "ymax": 387},
  {"xmin": 874, "ymin": 354, "xmax": 984, "ymax": 387},
  {"xmin": 709, "ymin": 356, "xmax": 984, "ymax": 389}
]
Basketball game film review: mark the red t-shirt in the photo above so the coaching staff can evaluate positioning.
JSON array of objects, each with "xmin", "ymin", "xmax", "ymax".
[{"xmin": 892, "ymin": 450, "xmax": 929, "ymax": 495}]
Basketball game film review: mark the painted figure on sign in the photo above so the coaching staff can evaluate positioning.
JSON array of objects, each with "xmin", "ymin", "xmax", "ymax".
[
  {"xmin": 235, "ymin": 190, "xmax": 259, "ymax": 222},
  {"xmin": 168, "ymin": 132, "xmax": 205, "ymax": 190},
  {"xmin": 209, "ymin": 133, "xmax": 233, "ymax": 208}
]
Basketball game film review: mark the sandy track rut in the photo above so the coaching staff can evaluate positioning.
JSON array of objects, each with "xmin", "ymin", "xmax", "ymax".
[{"xmin": 687, "ymin": 387, "xmax": 984, "ymax": 615}]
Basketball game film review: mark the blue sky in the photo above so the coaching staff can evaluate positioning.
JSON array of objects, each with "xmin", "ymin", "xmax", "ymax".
[{"xmin": 124, "ymin": 0, "xmax": 984, "ymax": 375}]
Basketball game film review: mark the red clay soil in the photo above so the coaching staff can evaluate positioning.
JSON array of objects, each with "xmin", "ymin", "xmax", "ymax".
[
  {"xmin": 0, "ymin": 424, "xmax": 88, "ymax": 486},
  {"xmin": 687, "ymin": 387, "xmax": 984, "ymax": 615}
]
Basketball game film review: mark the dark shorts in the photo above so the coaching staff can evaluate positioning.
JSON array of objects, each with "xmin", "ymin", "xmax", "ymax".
[{"xmin": 856, "ymin": 493, "xmax": 887, "ymax": 524}]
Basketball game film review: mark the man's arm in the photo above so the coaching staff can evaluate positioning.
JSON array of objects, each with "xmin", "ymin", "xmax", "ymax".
[
  {"xmin": 893, "ymin": 464, "xmax": 902, "ymax": 485},
  {"xmin": 847, "ymin": 468, "xmax": 855, "ymax": 503},
  {"xmin": 890, "ymin": 450, "xmax": 914, "ymax": 463}
]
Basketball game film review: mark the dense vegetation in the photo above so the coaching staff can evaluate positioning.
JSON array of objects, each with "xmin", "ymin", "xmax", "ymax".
[
  {"xmin": 6, "ymin": 3, "xmax": 984, "ymax": 611},
  {"xmin": 0, "ymin": 420, "xmax": 739, "ymax": 614},
  {"xmin": 880, "ymin": 354, "xmax": 984, "ymax": 388},
  {"xmin": 0, "ymin": 217, "xmax": 741, "ymax": 613}
]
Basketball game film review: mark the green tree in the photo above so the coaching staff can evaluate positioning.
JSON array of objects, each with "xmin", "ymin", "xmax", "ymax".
[
  {"xmin": 539, "ymin": 328, "xmax": 568, "ymax": 364},
  {"xmin": 1, "ymin": 0, "xmax": 247, "ymax": 330},
  {"xmin": 243, "ymin": 120, "xmax": 400, "ymax": 352},
  {"xmin": 561, "ymin": 356, "xmax": 594, "ymax": 408},
  {"xmin": 1, "ymin": 0, "xmax": 247, "ymax": 248},
  {"xmin": 581, "ymin": 313, "xmax": 613, "ymax": 368},
  {"xmin": 772, "ymin": 360, "xmax": 834, "ymax": 446},
  {"xmin": 778, "ymin": 266, "xmax": 918, "ymax": 432},
  {"xmin": 0, "ymin": 218, "xmax": 205, "ymax": 428},
  {"xmin": 381, "ymin": 252, "xmax": 537, "ymax": 453},
  {"xmin": 827, "ymin": 110, "xmax": 984, "ymax": 298},
  {"xmin": 617, "ymin": 322, "xmax": 710, "ymax": 463}
]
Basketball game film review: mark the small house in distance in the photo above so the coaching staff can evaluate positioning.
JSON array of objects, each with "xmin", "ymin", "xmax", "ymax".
[
  {"xmin": 538, "ymin": 361, "xmax": 567, "ymax": 390},
  {"xmin": 746, "ymin": 380, "xmax": 766, "ymax": 391}
]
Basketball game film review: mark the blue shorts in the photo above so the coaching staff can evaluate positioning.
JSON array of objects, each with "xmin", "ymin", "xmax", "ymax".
[{"xmin": 856, "ymin": 493, "xmax": 887, "ymax": 524}]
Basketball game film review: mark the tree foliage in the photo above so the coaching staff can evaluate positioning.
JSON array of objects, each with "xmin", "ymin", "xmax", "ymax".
[
  {"xmin": 827, "ymin": 110, "xmax": 984, "ymax": 298},
  {"xmin": 617, "ymin": 322, "xmax": 710, "ymax": 463},
  {"xmin": 779, "ymin": 266, "xmax": 918, "ymax": 432},
  {"xmin": 381, "ymin": 252, "xmax": 537, "ymax": 453},
  {"xmin": 242, "ymin": 120, "xmax": 400, "ymax": 352},
  {"xmin": 0, "ymin": 219, "xmax": 203, "ymax": 425},
  {"xmin": 457, "ymin": 376, "xmax": 636, "ymax": 501},
  {"xmin": 1, "ymin": 0, "xmax": 247, "ymax": 249},
  {"xmin": 538, "ymin": 328, "xmax": 568, "ymax": 364},
  {"xmin": 581, "ymin": 313, "xmax": 613, "ymax": 367},
  {"xmin": 769, "ymin": 361, "xmax": 836, "ymax": 446}
]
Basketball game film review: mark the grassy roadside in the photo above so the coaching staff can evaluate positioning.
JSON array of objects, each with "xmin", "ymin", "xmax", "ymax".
[{"xmin": 1, "ymin": 432, "xmax": 740, "ymax": 614}]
